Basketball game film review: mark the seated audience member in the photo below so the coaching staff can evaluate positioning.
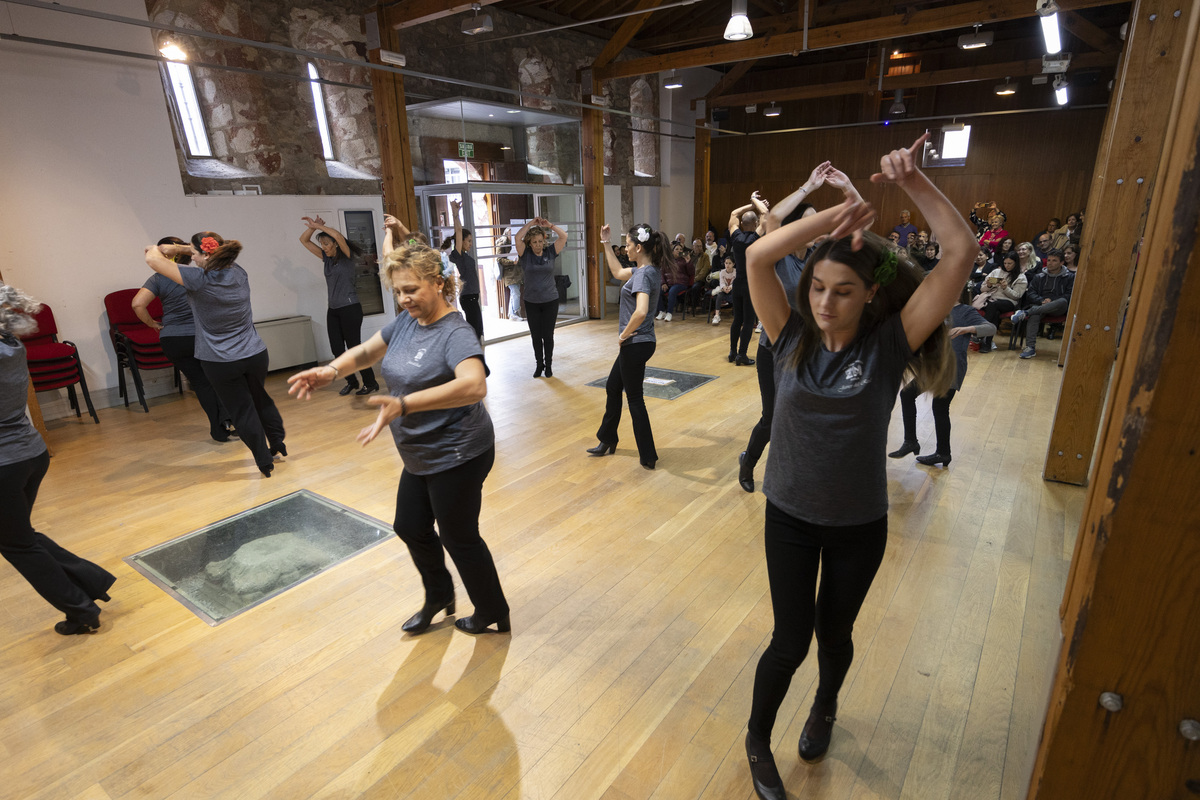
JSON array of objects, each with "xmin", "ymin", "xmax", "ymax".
[
  {"xmin": 1034, "ymin": 231, "xmax": 1054, "ymax": 263},
  {"xmin": 1063, "ymin": 243, "xmax": 1080, "ymax": 273},
  {"xmin": 689, "ymin": 238, "xmax": 713, "ymax": 310},
  {"xmin": 1050, "ymin": 212, "xmax": 1081, "ymax": 251},
  {"xmin": 893, "ymin": 209, "xmax": 918, "ymax": 243},
  {"xmin": 711, "ymin": 254, "xmax": 735, "ymax": 324},
  {"xmin": 888, "ymin": 230, "xmax": 902, "ymax": 248},
  {"xmin": 974, "ymin": 251, "xmax": 1027, "ymax": 351},
  {"xmin": 968, "ymin": 249, "xmax": 991, "ymax": 293},
  {"xmin": 987, "ymin": 236, "xmax": 1015, "ymax": 270},
  {"xmin": 917, "ymin": 230, "xmax": 930, "ymax": 247},
  {"xmin": 1014, "ymin": 250, "xmax": 1074, "ymax": 359},
  {"xmin": 978, "ymin": 211, "xmax": 1009, "ymax": 254},
  {"xmin": 915, "ymin": 243, "xmax": 940, "ymax": 272},
  {"xmin": 716, "ymin": 238, "xmax": 728, "ymax": 263},
  {"xmin": 1017, "ymin": 241, "xmax": 1041, "ymax": 277},
  {"xmin": 705, "ymin": 230, "xmax": 717, "ymax": 260},
  {"xmin": 656, "ymin": 241, "xmax": 694, "ymax": 321},
  {"xmin": 1038, "ymin": 217, "xmax": 1062, "ymax": 243}
]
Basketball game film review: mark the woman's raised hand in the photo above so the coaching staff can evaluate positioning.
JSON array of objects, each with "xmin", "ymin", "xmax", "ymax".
[
  {"xmin": 600, "ymin": 224, "xmax": 611, "ymax": 243},
  {"xmin": 301, "ymin": 216, "xmax": 318, "ymax": 229},
  {"xmin": 829, "ymin": 197, "xmax": 877, "ymax": 251},
  {"xmin": 807, "ymin": 161, "xmax": 831, "ymax": 189},
  {"xmin": 871, "ymin": 132, "xmax": 930, "ymax": 187}
]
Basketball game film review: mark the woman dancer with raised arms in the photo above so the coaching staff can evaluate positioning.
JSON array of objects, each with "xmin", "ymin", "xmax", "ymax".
[{"xmin": 740, "ymin": 133, "xmax": 977, "ymax": 800}]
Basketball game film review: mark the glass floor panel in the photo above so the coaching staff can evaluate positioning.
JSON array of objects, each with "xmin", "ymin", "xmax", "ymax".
[
  {"xmin": 586, "ymin": 367, "xmax": 717, "ymax": 400},
  {"xmin": 126, "ymin": 490, "xmax": 390, "ymax": 625}
]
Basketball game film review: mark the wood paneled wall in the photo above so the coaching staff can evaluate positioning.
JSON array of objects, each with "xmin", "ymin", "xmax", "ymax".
[{"xmin": 707, "ymin": 109, "xmax": 1106, "ymax": 245}]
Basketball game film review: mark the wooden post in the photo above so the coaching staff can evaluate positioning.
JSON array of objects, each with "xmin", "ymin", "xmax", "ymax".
[
  {"xmin": 1029, "ymin": 2, "xmax": 1200, "ymax": 792},
  {"xmin": 368, "ymin": 10, "xmax": 417, "ymax": 233},
  {"xmin": 582, "ymin": 105, "xmax": 606, "ymax": 319},
  {"xmin": 693, "ymin": 121, "xmax": 711, "ymax": 241},
  {"xmin": 1043, "ymin": 0, "xmax": 1193, "ymax": 484}
]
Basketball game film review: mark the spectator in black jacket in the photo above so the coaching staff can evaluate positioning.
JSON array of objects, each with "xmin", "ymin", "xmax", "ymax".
[{"xmin": 1014, "ymin": 250, "xmax": 1074, "ymax": 359}]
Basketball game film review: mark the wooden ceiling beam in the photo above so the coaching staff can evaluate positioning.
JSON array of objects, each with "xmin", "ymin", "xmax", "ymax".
[
  {"xmin": 709, "ymin": 50, "xmax": 1119, "ymax": 106},
  {"xmin": 385, "ymin": 0, "xmax": 502, "ymax": 30},
  {"xmin": 593, "ymin": 0, "xmax": 668, "ymax": 68},
  {"xmin": 633, "ymin": 12, "xmax": 794, "ymax": 51},
  {"xmin": 1061, "ymin": 9, "xmax": 1124, "ymax": 52},
  {"xmin": 593, "ymin": 0, "xmax": 1124, "ymax": 80},
  {"xmin": 690, "ymin": 59, "xmax": 759, "ymax": 109}
]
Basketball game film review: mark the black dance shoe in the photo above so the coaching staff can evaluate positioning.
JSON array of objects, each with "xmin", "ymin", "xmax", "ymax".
[
  {"xmin": 888, "ymin": 440, "xmax": 920, "ymax": 459},
  {"xmin": 402, "ymin": 597, "xmax": 456, "ymax": 634},
  {"xmin": 544, "ymin": 363, "xmax": 553, "ymax": 378},
  {"xmin": 915, "ymin": 452, "xmax": 952, "ymax": 467},
  {"xmin": 745, "ymin": 733, "xmax": 786, "ymax": 800},
  {"xmin": 728, "ymin": 351, "xmax": 737, "ymax": 363},
  {"xmin": 641, "ymin": 460, "xmax": 656, "ymax": 471},
  {"xmin": 271, "ymin": 443, "xmax": 288, "ymax": 458},
  {"xmin": 259, "ymin": 463, "xmax": 274, "ymax": 478},
  {"xmin": 356, "ymin": 384, "xmax": 379, "ymax": 395},
  {"xmin": 339, "ymin": 383, "xmax": 357, "ymax": 396},
  {"xmin": 735, "ymin": 355, "xmax": 756, "ymax": 366},
  {"xmin": 55, "ymin": 617, "xmax": 100, "ymax": 636},
  {"xmin": 738, "ymin": 451, "xmax": 755, "ymax": 493},
  {"xmin": 454, "ymin": 614, "xmax": 511, "ymax": 634},
  {"xmin": 587, "ymin": 442, "xmax": 616, "ymax": 456},
  {"xmin": 533, "ymin": 364, "xmax": 544, "ymax": 378},
  {"xmin": 798, "ymin": 700, "xmax": 837, "ymax": 762}
]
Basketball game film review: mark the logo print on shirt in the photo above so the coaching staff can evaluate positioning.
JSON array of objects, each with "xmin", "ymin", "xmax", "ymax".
[
  {"xmin": 838, "ymin": 360, "xmax": 870, "ymax": 393},
  {"xmin": 407, "ymin": 348, "xmax": 428, "ymax": 368}
]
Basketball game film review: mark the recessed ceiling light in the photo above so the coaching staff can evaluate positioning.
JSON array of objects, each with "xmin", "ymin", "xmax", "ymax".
[{"xmin": 763, "ymin": 103, "xmax": 781, "ymax": 117}]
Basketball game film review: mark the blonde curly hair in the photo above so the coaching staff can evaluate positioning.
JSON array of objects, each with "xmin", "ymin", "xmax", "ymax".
[{"xmin": 380, "ymin": 243, "xmax": 459, "ymax": 303}]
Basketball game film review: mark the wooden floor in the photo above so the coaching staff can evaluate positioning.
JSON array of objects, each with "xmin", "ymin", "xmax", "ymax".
[{"xmin": 0, "ymin": 314, "xmax": 1083, "ymax": 800}]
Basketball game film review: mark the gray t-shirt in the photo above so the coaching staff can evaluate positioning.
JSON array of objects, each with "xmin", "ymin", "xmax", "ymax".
[
  {"xmin": 764, "ymin": 312, "xmax": 914, "ymax": 526},
  {"xmin": 448, "ymin": 249, "xmax": 479, "ymax": 296},
  {"xmin": 0, "ymin": 336, "xmax": 48, "ymax": 467},
  {"xmin": 759, "ymin": 253, "xmax": 806, "ymax": 350},
  {"xmin": 379, "ymin": 311, "xmax": 494, "ymax": 475},
  {"xmin": 178, "ymin": 264, "xmax": 266, "ymax": 362},
  {"xmin": 142, "ymin": 273, "xmax": 195, "ymax": 338},
  {"xmin": 323, "ymin": 253, "xmax": 360, "ymax": 309},
  {"xmin": 620, "ymin": 265, "xmax": 661, "ymax": 345},
  {"xmin": 520, "ymin": 246, "xmax": 560, "ymax": 303}
]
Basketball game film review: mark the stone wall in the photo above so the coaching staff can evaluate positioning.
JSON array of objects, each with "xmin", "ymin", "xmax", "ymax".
[{"xmin": 147, "ymin": 0, "xmax": 379, "ymax": 195}]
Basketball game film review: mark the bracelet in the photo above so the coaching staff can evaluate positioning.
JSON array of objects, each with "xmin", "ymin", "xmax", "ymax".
[
  {"xmin": 399, "ymin": 395, "xmax": 408, "ymax": 416},
  {"xmin": 327, "ymin": 364, "xmax": 339, "ymax": 378}
]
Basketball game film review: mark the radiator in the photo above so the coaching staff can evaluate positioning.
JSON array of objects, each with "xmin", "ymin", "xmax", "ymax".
[{"xmin": 254, "ymin": 316, "xmax": 318, "ymax": 371}]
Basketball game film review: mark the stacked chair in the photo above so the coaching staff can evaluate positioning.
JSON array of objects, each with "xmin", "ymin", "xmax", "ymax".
[
  {"xmin": 19, "ymin": 305, "xmax": 99, "ymax": 424},
  {"xmin": 103, "ymin": 289, "xmax": 180, "ymax": 413}
]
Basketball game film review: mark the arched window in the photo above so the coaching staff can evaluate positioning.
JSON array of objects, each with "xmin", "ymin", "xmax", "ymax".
[{"xmin": 630, "ymin": 78, "xmax": 657, "ymax": 178}]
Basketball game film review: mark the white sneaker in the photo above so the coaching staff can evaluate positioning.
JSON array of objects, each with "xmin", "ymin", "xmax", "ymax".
[
  {"xmin": 754, "ymin": 322, "xmax": 763, "ymax": 333},
  {"xmin": 711, "ymin": 314, "xmax": 721, "ymax": 324},
  {"xmin": 655, "ymin": 311, "xmax": 665, "ymax": 321},
  {"xmin": 664, "ymin": 313, "xmax": 673, "ymax": 322}
]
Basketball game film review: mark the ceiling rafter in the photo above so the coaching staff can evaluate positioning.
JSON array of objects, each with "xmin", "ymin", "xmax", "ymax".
[
  {"xmin": 593, "ymin": 0, "xmax": 669, "ymax": 68},
  {"xmin": 1060, "ymin": 10, "xmax": 1124, "ymax": 52},
  {"xmin": 385, "ymin": 0, "xmax": 502, "ymax": 30},
  {"xmin": 592, "ymin": 0, "xmax": 1123, "ymax": 80}
]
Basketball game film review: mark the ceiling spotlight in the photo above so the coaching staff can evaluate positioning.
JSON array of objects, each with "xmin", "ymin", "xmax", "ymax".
[
  {"xmin": 888, "ymin": 89, "xmax": 906, "ymax": 116},
  {"xmin": 763, "ymin": 103, "xmax": 781, "ymax": 117},
  {"xmin": 1042, "ymin": 53, "xmax": 1072, "ymax": 73},
  {"xmin": 724, "ymin": 0, "xmax": 753, "ymax": 41},
  {"xmin": 461, "ymin": 3, "xmax": 493, "ymax": 35},
  {"xmin": 1053, "ymin": 74, "xmax": 1069, "ymax": 105},
  {"xmin": 663, "ymin": 70, "xmax": 683, "ymax": 90},
  {"xmin": 159, "ymin": 42, "xmax": 188, "ymax": 61},
  {"xmin": 995, "ymin": 77, "xmax": 1017, "ymax": 95},
  {"xmin": 1037, "ymin": 0, "xmax": 1062, "ymax": 54},
  {"xmin": 958, "ymin": 25, "xmax": 993, "ymax": 49}
]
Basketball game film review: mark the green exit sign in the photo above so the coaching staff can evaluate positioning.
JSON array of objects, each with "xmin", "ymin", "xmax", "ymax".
[{"xmin": 457, "ymin": 141, "xmax": 474, "ymax": 158}]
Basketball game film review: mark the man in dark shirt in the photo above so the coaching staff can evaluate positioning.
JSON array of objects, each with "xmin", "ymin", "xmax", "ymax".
[
  {"xmin": 1014, "ymin": 250, "xmax": 1074, "ymax": 359},
  {"xmin": 727, "ymin": 192, "xmax": 769, "ymax": 365}
]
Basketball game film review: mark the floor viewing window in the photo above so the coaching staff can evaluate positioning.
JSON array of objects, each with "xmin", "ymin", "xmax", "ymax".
[
  {"xmin": 307, "ymin": 62, "xmax": 335, "ymax": 160},
  {"xmin": 162, "ymin": 53, "xmax": 211, "ymax": 158}
]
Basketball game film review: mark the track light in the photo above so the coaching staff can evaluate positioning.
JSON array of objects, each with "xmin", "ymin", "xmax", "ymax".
[
  {"xmin": 1037, "ymin": 0, "xmax": 1062, "ymax": 54},
  {"xmin": 958, "ymin": 25, "xmax": 993, "ymax": 50},
  {"xmin": 663, "ymin": 70, "xmax": 683, "ymax": 90},
  {"xmin": 159, "ymin": 42, "xmax": 187, "ymax": 61},
  {"xmin": 461, "ymin": 3, "xmax": 493, "ymax": 35},
  {"xmin": 1053, "ymin": 74, "xmax": 1069, "ymax": 105},
  {"xmin": 888, "ymin": 89, "xmax": 906, "ymax": 116},
  {"xmin": 995, "ymin": 77, "xmax": 1017, "ymax": 95},
  {"xmin": 763, "ymin": 103, "xmax": 781, "ymax": 117},
  {"xmin": 724, "ymin": 0, "xmax": 753, "ymax": 41}
]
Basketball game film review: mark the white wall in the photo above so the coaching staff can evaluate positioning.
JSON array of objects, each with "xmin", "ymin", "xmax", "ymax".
[
  {"xmin": 0, "ymin": 1, "xmax": 389, "ymax": 417},
  {"xmin": 656, "ymin": 67, "xmax": 722, "ymax": 242}
]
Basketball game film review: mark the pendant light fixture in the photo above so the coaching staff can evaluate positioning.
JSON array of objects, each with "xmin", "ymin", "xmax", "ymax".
[{"xmin": 724, "ymin": 0, "xmax": 753, "ymax": 41}]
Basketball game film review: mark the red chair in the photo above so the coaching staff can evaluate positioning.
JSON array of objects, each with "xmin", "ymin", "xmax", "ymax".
[
  {"xmin": 103, "ymin": 289, "xmax": 180, "ymax": 413},
  {"xmin": 18, "ymin": 305, "xmax": 99, "ymax": 424}
]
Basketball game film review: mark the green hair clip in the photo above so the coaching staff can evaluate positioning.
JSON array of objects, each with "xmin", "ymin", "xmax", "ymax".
[{"xmin": 874, "ymin": 250, "xmax": 899, "ymax": 286}]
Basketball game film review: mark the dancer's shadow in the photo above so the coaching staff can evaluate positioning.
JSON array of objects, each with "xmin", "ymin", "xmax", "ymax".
[{"xmin": 362, "ymin": 631, "xmax": 520, "ymax": 798}]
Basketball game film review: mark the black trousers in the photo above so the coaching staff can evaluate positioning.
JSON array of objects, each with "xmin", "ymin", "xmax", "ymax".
[
  {"xmin": 744, "ymin": 343, "xmax": 776, "ymax": 466},
  {"xmin": 0, "ymin": 450, "xmax": 114, "ymax": 625},
  {"xmin": 525, "ymin": 299, "xmax": 559, "ymax": 367},
  {"xmin": 981, "ymin": 299, "xmax": 1017, "ymax": 347},
  {"xmin": 748, "ymin": 502, "xmax": 888, "ymax": 742},
  {"xmin": 459, "ymin": 293, "xmax": 485, "ymax": 340},
  {"xmin": 200, "ymin": 350, "xmax": 286, "ymax": 470},
  {"xmin": 327, "ymin": 303, "xmax": 376, "ymax": 388},
  {"xmin": 596, "ymin": 340, "xmax": 658, "ymax": 465},
  {"xmin": 394, "ymin": 446, "xmax": 508, "ymax": 620},
  {"xmin": 729, "ymin": 291, "xmax": 757, "ymax": 357},
  {"xmin": 160, "ymin": 335, "xmax": 229, "ymax": 440},
  {"xmin": 899, "ymin": 383, "xmax": 958, "ymax": 456}
]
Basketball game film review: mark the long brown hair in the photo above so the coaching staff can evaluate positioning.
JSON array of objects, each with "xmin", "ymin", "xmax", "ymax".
[
  {"xmin": 788, "ymin": 230, "xmax": 955, "ymax": 397},
  {"xmin": 190, "ymin": 231, "xmax": 242, "ymax": 271}
]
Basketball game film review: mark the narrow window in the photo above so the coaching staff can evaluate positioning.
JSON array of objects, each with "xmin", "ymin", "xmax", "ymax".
[
  {"xmin": 164, "ymin": 56, "xmax": 211, "ymax": 157},
  {"xmin": 923, "ymin": 125, "xmax": 972, "ymax": 168},
  {"xmin": 307, "ymin": 62, "xmax": 335, "ymax": 160}
]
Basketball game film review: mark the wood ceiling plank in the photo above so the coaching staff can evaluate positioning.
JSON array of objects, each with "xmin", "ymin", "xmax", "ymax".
[
  {"xmin": 593, "ymin": 0, "xmax": 669, "ymax": 68},
  {"xmin": 386, "ymin": 0, "xmax": 502, "ymax": 30},
  {"xmin": 1060, "ymin": 9, "xmax": 1124, "ymax": 52}
]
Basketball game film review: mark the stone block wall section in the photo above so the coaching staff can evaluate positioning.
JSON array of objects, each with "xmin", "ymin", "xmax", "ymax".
[{"xmin": 147, "ymin": 0, "xmax": 379, "ymax": 195}]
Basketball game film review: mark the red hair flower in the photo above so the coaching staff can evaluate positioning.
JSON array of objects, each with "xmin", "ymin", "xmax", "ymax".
[{"xmin": 200, "ymin": 236, "xmax": 220, "ymax": 254}]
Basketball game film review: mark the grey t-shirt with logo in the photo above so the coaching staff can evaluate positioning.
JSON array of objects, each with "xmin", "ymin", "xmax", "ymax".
[
  {"xmin": 323, "ymin": 253, "xmax": 360, "ymax": 309},
  {"xmin": 764, "ymin": 312, "xmax": 914, "ymax": 526},
  {"xmin": 620, "ymin": 265, "xmax": 660, "ymax": 345},
  {"xmin": 0, "ymin": 336, "xmax": 47, "ymax": 466},
  {"xmin": 379, "ymin": 311, "xmax": 493, "ymax": 475},
  {"xmin": 519, "ymin": 246, "xmax": 560, "ymax": 303}
]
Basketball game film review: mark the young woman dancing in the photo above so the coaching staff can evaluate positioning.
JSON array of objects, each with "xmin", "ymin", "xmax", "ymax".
[
  {"xmin": 740, "ymin": 133, "xmax": 977, "ymax": 800},
  {"xmin": 587, "ymin": 222, "xmax": 667, "ymax": 470}
]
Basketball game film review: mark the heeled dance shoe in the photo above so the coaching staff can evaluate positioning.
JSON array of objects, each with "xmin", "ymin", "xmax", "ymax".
[
  {"xmin": 271, "ymin": 443, "xmax": 288, "ymax": 458},
  {"xmin": 738, "ymin": 451, "xmax": 756, "ymax": 493},
  {"xmin": 339, "ymin": 382, "xmax": 358, "ymax": 396},
  {"xmin": 888, "ymin": 440, "xmax": 920, "ymax": 459},
  {"xmin": 587, "ymin": 442, "xmax": 616, "ymax": 456},
  {"xmin": 402, "ymin": 597, "xmax": 456, "ymax": 634},
  {"xmin": 915, "ymin": 452, "xmax": 952, "ymax": 467},
  {"xmin": 454, "ymin": 614, "xmax": 511, "ymax": 634},
  {"xmin": 798, "ymin": 699, "xmax": 837, "ymax": 762},
  {"xmin": 356, "ymin": 384, "xmax": 379, "ymax": 395},
  {"xmin": 533, "ymin": 364, "xmax": 544, "ymax": 378},
  {"xmin": 745, "ymin": 733, "xmax": 786, "ymax": 800},
  {"xmin": 641, "ymin": 460, "xmax": 656, "ymax": 471},
  {"xmin": 544, "ymin": 363, "xmax": 553, "ymax": 378},
  {"xmin": 55, "ymin": 616, "xmax": 100, "ymax": 636}
]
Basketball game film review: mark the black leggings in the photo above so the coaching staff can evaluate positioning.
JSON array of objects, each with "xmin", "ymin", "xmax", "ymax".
[
  {"xmin": 899, "ymin": 384, "xmax": 958, "ymax": 456},
  {"xmin": 748, "ymin": 502, "xmax": 888, "ymax": 742},
  {"xmin": 981, "ymin": 299, "xmax": 1017, "ymax": 346},
  {"xmin": 393, "ymin": 446, "xmax": 508, "ymax": 620},
  {"xmin": 327, "ymin": 303, "xmax": 376, "ymax": 388},
  {"xmin": 201, "ymin": 350, "xmax": 286, "ymax": 471},
  {"xmin": 729, "ymin": 291, "xmax": 757, "ymax": 357},
  {"xmin": 0, "ymin": 450, "xmax": 115, "ymax": 625},
  {"xmin": 459, "ymin": 294, "xmax": 485, "ymax": 340},
  {"xmin": 596, "ymin": 340, "xmax": 658, "ymax": 465},
  {"xmin": 159, "ymin": 335, "xmax": 229, "ymax": 440},
  {"xmin": 525, "ymin": 299, "xmax": 559, "ymax": 367},
  {"xmin": 744, "ymin": 343, "xmax": 775, "ymax": 466}
]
